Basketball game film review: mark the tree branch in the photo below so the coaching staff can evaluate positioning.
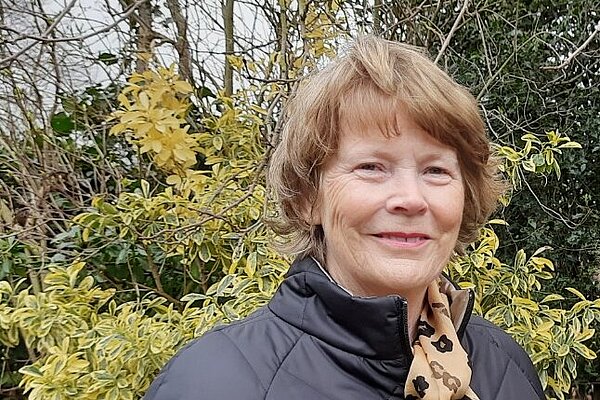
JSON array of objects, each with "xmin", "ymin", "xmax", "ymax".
[
  {"xmin": 434, "ymin": 0, "xmax": 470, "ymax": 64},
  {"xmin": 165, "ymin": 0, "xmax": 193, "ymax": 82},
  {"xmin": 0, "ymin": 0, "xmax": 147, "ymax": 67},
  {"xmin": 541, "ymin": 21, "xmax": 600, "ymax": 70},
  {"xmin": 223, "ymin": 0, "xmax": 235, "ymax": 96}
]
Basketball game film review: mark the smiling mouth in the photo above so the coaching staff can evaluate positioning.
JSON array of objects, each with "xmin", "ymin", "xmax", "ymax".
[{"xmin": 373, "ymin": 233, "xmax": 430, "ymax": 243}]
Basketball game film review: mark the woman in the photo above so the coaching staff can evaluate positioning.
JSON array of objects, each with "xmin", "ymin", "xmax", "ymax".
[{"xmin": 144, "ymin": 36, "xmax": 545, "ymax": 400}]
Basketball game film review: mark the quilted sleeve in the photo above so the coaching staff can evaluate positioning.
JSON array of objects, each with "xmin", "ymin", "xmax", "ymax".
[
  {"xmin": 462, "ymin": 316, "xmax": 546, "ymax": 400},
  {"xmin": 143, "ymin": 330, "xmax": 266, "ymax": 400}
]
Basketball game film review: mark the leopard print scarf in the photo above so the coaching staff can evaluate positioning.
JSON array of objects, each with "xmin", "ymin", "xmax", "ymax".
[{"xmin": 404, "ymin": 279, "xmax": 479, "ymax": 400}]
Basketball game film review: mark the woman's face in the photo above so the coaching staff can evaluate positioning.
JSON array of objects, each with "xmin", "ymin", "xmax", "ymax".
[{"xmin": 313, "ymin": 110, "xmax": 464, "ymax": 299}]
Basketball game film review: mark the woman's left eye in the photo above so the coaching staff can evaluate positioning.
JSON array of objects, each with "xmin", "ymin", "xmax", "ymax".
[
  {"xmin": 425, "ymin": 166, "xmax": 451, "ymax": 176},
  {"xmin": 356, "ymin": 163, "xmax": 382, "ymax": 172}
]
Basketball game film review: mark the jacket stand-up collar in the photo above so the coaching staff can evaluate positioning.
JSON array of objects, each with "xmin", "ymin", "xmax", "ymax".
[
  {"xmin": 269, "ymin": 257, "xmax": 474, "ymax": 362},
  {"xmin": 269, "ymin": 257, "xmax": 407, "ymax": 360}
]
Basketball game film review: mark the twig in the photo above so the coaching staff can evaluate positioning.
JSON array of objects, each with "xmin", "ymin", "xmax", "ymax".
[
  {"xmin": 475, "ymin": 12, "xmax": 493, "ymax": 77},
  {"xmin": 434, "ymin": 0, "xmax": 470, "ymax": 64},
  {"xmin": 519, "ymin": 169, "xmax": 577, "ymax": 230},
  {"xmin": 128, "ymin": 281, "xmax": 183, "ymax": 308},
  {"xmin": 476, "ymin": 31, "xmax": 547, "ymax": 100},
  {"xmin": 541, "ymin": 21, "xmax": 600, "ymax": 70},
  {"xmin": 0, "ymin": 0, "xmax": 78, "ymax": 65},
  {"xmin": 0, "ymin": 0, "xmax": 147, "ymax": 67},
  {"xmin": 143, "ymin": 242, "xmax": 165, "ymax": 294}
]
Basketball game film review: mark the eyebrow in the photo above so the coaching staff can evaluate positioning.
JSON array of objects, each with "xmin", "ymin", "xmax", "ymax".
[{"xmin": 340, "ymin": 146, "xmax": 459, "ymax": 165}]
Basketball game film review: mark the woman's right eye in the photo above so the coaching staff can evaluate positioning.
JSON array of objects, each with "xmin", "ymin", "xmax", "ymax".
[
  {"xmin": 354, "ymin": 163, "xmax": 387, "ymax": 178},
  {"xmin": 356, "ymin": 163, "xmax": 382, "ymax": 172}
]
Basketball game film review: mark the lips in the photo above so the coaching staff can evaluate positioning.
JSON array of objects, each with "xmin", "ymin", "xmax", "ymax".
[
  {"xmin": 374, "ymin": 232, "xmax": 430, "ymax": 240},
  {"xmin": 373, "ymin": 232, "xmax": 431, "ymax": 245}
]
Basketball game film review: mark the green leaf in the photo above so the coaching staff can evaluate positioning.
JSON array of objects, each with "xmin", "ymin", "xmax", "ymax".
[
  {"xmin": 51, "ymin": 112, "xmax": 75, "ymax": 134},
  {"xmin": 116, "ymin": 247, "xmax": 129, "ymax": 264},
  {"xmin": 98, "ymin": 52, "xmax": 118, "ymax": 66},
  {"xmin": 530, "ymin": 350, "xmax": 548, "ymax": 365},
  {"xmin": 522, "ymin": 159, "xmax": 536, "ymax": 172},
  {"xmin": 19, "ymin": 365, "xmax": 43, "ymax": 378},
  {"xmin": 573, "ymin": 342, "xmax": 596, "ymax": 359},
  {"xmin": 199, "ymin": 244, "xmax": 211, "ymax": 262},
  {"xmin": 565, "ymin": 287, "xmax": 586, "ymax": 301},
  {"xmin": 215, "ymin": 275, "xmax": 234, "ymax": 296},
  {"xmin": 198, "ymin": 86, "xmax": 216, "ymax": 98},
  {"xmin": 180, "ymin": 293, "xmax": 208, "ymax": 302}
]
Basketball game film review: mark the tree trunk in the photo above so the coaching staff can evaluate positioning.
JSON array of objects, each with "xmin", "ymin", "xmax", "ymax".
[
  {"xmin": 373, "ymin": 0, "xmax": 382, "ymax": 34},
  {"xmin": 120, "ymin": 0, "xmax": 154, "ymax": 73},
  {"xmin": 223, "ymin": 0, "xmax": 234, "ymax": 96},
  {"xmin": 165, "ymin": 0, "xmax": 193, "ymax": 83}
]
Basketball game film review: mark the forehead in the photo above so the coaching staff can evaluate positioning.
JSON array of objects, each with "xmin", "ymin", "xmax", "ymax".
[
  {"xmin": 335, "ymin": 82, "xmax": 469, "ymax": 161},
  {"xmin": 336, "ymin": 118, "xmax": 459, "ymax": 162}
]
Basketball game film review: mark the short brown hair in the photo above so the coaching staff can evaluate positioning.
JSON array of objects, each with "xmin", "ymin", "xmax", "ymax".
[{"xmin": 269, "ymin": 35, "xmax": 503, "ymax": 262}]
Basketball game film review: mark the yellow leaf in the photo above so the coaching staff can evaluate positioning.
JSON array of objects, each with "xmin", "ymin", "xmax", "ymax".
[
  {"xmin": 0, "ymin": 199, "xmax": 13, "ymax": 225},
  {"xmin": 541, "ymin": 294, "xmax": 564, "ymax": 303},
  {"xmin": 173, "ymin": 148, "xmax": 196, "ymax": 163},
  {"xmin": 138, "ymin": 92, "xmax": 150, "ymax": 109},
  {"xmin": 226, "ymin": 55, "xmax": 243, "ymax": 71},
  {"xmin": 166, "ymin": 175, "xmax": 182, "ymax": 186},
  {"xmin": 245, "ymin": 252, "xmax": 257, "ymax": 277},
  {"xmin": 173, "ymin": 80, "xmax": 193, "ymax": 94},
  {"xmin": 566, "ymin": 287, "xmax": 586, "ymax": 301}
]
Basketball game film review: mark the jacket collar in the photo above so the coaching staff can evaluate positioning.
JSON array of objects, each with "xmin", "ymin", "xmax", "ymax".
[{"xmin": 268, "ymin": 257, "xmax": 473, "ymax": 361}]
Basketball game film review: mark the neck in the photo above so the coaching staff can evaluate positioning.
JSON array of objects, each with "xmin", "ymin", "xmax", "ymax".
[{"xmin": 406, "ymin": 290, "xmax": 428, "ymax": 343}]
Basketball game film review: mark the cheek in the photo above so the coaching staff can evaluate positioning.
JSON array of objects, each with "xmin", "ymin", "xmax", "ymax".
[
  {"xmin": 438, "ymin": 188, "xmax": 465, "ymax": 234},
  {"xmin": 424, "ymin": 181, "xmax": 464, "ymax": 232},
  {"xmin": 320, "ymin": 179, "xmax": 364, "ymax": 232}
]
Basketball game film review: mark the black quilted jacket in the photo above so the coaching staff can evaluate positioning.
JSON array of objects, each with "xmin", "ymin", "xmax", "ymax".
[{"xmin": 144, "ymin": 257, "xmax": 545, "ymax": 400}]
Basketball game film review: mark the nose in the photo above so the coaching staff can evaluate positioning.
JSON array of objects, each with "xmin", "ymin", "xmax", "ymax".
[{"xmin": 384, "ymin": 175, "xmax": 428, "ymax": 215}]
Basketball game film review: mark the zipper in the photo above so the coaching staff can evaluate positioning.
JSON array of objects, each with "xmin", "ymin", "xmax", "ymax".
[
  {"xmin": 457, "ymin": 288, "xmax": 475, "ymax": 338},
  {"xmin": 395, "ymin": 297, "xmax": 413, "ymax": 362}
]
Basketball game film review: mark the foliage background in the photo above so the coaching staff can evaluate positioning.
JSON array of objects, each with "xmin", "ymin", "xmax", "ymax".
[{"xmin": 0, "ymin": 0, "xmax": 599, "ymax": 399}]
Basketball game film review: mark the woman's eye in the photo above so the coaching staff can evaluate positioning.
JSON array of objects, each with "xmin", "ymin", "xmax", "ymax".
[
  {"xmin": 425, "ymin": 166, "xmax": 451, "ymax": 176},
  {"xmin": 356, "ymin": 163, "xmax": 383, "ymax": 172}
]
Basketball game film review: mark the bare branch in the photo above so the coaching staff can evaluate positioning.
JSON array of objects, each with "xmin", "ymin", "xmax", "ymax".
[
  {"xmin": 223, "ymin": 0, "xmax": 235, "ymax": 96},
  {"xmin": 0, "ymin": 0, "xmax": 147, "ymax": 68},
  {"xmin": 434, "ymin": 0, "xmax": 470, "ymax": 64},
  {"xmin": 541, "ymin": 21, "xmax": 600, "ymax": 70}
]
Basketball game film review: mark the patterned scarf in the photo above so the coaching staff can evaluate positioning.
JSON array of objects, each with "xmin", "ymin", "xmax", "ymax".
[{"xmin": 404, "ymin": 279, "xmax": 479, "ymax": 400}]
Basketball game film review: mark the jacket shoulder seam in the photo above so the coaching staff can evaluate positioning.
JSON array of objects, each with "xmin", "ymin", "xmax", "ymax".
[
  {"xmin": 218, "ymin": 330, "xmax": 268, "ymax": 393},
  {"xmin": 211, "ymin": 308, "xmax": 272, "ymax": 333},
  {"xmin": 264, "ymin": 332, "xmax": 305, "ymax": 398}
]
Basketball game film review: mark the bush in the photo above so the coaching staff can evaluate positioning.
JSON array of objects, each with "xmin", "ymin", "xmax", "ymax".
[{"xmin": 0, "ymin": 65, "xmax": 597, "ymax": 400}]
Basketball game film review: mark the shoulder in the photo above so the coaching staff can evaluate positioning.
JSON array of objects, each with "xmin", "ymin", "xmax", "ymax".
[
  {"xmin": 462, "ymin": 315, "xmax": 546, "ymax": 399},
  {"xmin": 143, "ymin": 307, "xmax": 303, "ymax": 400}
]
